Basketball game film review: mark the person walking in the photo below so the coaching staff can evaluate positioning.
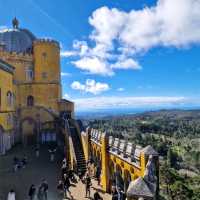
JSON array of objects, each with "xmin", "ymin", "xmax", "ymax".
[
  {"xmin": 111, "ymin": 186, "xmax": 118, "ymax": 200},
  {"xmin": 35, "ymin": 146, "xmax": 40, "ymax": 158},
  {"xmin": 57, "ymin": 180, "xmax": 64, "ymax": 196},
  {"xmin": 37, "ymin": 185, "xmax": 44, "ymax": 200},
  {"xmin": 48, "ymin": 148, "xmax": 57, "ymax": 162},
  {"xmin": 85, "ymin": 174, "xmax": 92, "ymax": 198},
  {"xmin": 7, "ymin": 189, "xmax": 15, "ymax": 200},
  {"xmin": 28, "ymin": 184, "xmax": 36, "ymax": 200},
  {"xmin": 94, "ymin": 191, "xmax": 103, "ymax": 200},
  {"xmin": 41, "ymin": 179, "xmax": 48, "ymax": 200},
  {"xmin": 63, "ymin": 173, "xmax": 73, "ymax": 199},
  {"xmin": 96, "ymin": 165, "xmax": 101, "ymax": 185}
]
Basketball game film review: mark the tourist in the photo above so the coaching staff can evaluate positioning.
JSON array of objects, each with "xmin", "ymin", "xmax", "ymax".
[
  {"xmin": 61, "ymin": 163, "xmax": 67, "ymax": 179},
  {"xmin": 85, "ymin": 174, "xmax": 92, "ymax": 198},
  {"xmin": 111, "ymin": 186, "xmax": 118, "ymax": 200},
  {"xmin": 7, "ymin": 189, "xmax": 16, "ymax": 200},
  {"xmin": 57, "ymin": 180, "xmax": 64, "ymax": 195},
  {"xmin": 63, "ymin": 173, "xmax": 73, "ymax": 199},
  {"xmin": 28, "ymin": 184, "xmax": 36, "ymax": 200},
  {"xmin": 96, "ymin": 165, "xmax": 101, "ymax": 185},
  {"xmin": 94, "ymin": 191, "xmax": 103, "ymax": 200},
  {"xmin": 48, "ymin": 148, "xmax": 57, "ymax": 162},
  {"xmin": 37, "ymin": 185, "xmax": 44, "ymax": 200},
  {"xmin": 13, "ymin": 157, "xmax": 19, "ymax": 172},
  {"xmin": 35, "ymin": 146, "xmax": 40, "ymax": 158},
  {"xmin": 41, "ymin": 179, "xmax": 48, "ymax": 200},
  {"xmin": 22, "ymin": 155, "xmax": 28, "ymax": 168}
]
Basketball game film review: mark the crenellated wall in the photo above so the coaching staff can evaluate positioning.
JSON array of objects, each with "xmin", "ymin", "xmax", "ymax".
[{"xmin": 80, "ymin": 127, "xmax": 159, "ymax": 199}]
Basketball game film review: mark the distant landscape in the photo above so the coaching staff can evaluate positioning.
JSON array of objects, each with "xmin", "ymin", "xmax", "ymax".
[{"xmin": 80, "ymin": 108, "xmax": 200, "ymax": 200}]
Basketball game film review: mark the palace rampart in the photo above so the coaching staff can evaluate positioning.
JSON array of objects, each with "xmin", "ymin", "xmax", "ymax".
[{"xmin": 79, "ymin": 127, "xmax": 159, "ymax": 200}]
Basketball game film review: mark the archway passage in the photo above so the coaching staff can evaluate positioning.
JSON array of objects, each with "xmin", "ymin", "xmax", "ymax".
[
  {"xmin": 21, "ymin": 118, "xmax": 37, "ymax": 146},
  {"xmin": 124, "ymin": 170, "xmax": 132, "ymax": 192},
  {"xmin": 116, "ymin": 164, "xmax": 124, "ymax": 191}
]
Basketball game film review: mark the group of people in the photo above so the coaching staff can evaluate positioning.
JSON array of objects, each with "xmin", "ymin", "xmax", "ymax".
[
  {"xmin": 57, "ymin": 158, "xmax": 103, "ymax": 200},
  {"xmin": 9, "ymin": 147, "xmax": 127, "ymax": 200},
  {"xmin": 7, "ymin": 179, "xmax": 48, "ymax": 200},
  {"xmin": 28, "ymin": 179, "xmax": 49, "ymax": 200},
  {"xmin": 13, "ymin": 155, "xmax": 27, "ymax": 172},
  {"xmin": 111, "ymin": 186, "xmax": 126, "ymax": 200}
]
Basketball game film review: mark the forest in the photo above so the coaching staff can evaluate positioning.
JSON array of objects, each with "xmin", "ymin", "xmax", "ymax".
[{"xmin": 83, "ymin": 109, "xmax": 200, "ymax": 200}]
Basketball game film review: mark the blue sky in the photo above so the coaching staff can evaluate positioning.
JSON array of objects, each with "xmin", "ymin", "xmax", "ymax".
[{"xmin": 1, "ymin": 0, "xmax": 200, "ymax": 111}]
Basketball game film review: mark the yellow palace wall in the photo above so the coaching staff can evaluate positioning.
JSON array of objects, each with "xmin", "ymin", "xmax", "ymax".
[
  {"xmin": 0, "ymin": 68, "xmax": 14, "ymax": 131},
  {"xmin": 79, "ymin": 128, "xmax": 150, "ymax": 193}
]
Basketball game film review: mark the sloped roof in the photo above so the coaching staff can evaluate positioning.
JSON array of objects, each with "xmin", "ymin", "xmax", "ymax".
[
  {"xmin": 0, "ymin": 59, "xmax": 14, "ymax": 74},
  {"xmin": 127, "ymin": 177, "xmax": 154, "ymax": 198},
  {"xmin": 142, "ymin": 145, "xmax": 158, "ymax": 155}
]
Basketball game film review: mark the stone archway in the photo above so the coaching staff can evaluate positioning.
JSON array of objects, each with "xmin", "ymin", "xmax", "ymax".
[
  {"xmin": 124, "ymin": 170, "xmax": 132, "ymax": 192},
  {"xmin": 116, "ymin": 164, "xmax": 124, "ymax": 190},
  {"xmin": 21, "ymin": 117, "xmax": 37, "ymax": 146},
  {"xmin": 0, "ymin": 125, "xmax": 4, "ymax": 154}
]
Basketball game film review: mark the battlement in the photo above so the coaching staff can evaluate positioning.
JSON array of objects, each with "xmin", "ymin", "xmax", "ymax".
[
  {"xmin": 33, "ymin": 38, "xmax": 60, "ymax": 48},
  {"xmin": 89, "ymin": 128, "xmax": 158, "ymax": 167}
]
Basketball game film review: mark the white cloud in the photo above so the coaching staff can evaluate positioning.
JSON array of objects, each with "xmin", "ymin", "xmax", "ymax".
[
  {"xmin": 61, "ymin": 51, "xmax": 77, "ymax": 57},
  {"xmin": 71, "ymin": 79, "xmax": 110, "ymax": 95},
  {"xmin": 63, "ymin": 93, "xmax": 70, "ymax": 99},
  {"xmin": 111, "ymin": 58, "xmax": 141, "ymax": 70},
  {"xmin": 72, "ymin": 57, "xmax": 114, "ymax": 76},
  {"xmin": 61, "ymin": 72, "xmax": 71, "ymax": 76},
  {"xmin": 73, "ymin": 96, "xmax": 189, "ymax": 110},
  {"xmin": 65, "ymin": 0, "xmax": 200, "ymax": 76},
  {"xmin": 117, "ymin": 88, "xmax": 125, "ymax": 92}
]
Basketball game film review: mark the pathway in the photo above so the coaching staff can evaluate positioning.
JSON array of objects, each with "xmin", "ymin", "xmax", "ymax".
[{"xmin": 0, "ymin": 145, "xmax": 111, "ymax": 200}]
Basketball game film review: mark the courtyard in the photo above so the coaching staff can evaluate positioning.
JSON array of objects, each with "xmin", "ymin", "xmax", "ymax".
[{"xmin": 0, "ymin": 144, "xmax": 111, "ymax": 200}]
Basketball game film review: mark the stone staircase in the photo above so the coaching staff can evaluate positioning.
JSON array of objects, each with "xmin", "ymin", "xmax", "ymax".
[{"xmin": 69, "ymin": 123, "xmax": 87, "ymax": 174}]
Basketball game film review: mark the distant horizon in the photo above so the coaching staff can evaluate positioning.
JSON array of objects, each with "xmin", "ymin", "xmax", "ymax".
[{"xmin": 75, "ymin": 106, "xmax": 200, "ymax": 118}]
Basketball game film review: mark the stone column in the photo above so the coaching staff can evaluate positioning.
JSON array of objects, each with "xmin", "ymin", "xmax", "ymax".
[{"xmin": 101, "ymin": 131, "xmax": 109, "ymax": 192}]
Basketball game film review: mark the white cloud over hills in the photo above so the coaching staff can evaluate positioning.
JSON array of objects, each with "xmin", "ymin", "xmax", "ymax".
[
  {"xmin": 73, "ymin": 96, "xmax": 189, "ymax": 110},
  {"xmin": 62, "ymin": 0, "xmax": 200, "ymax": 76},
  {"xmin": 71, "ymin": 79, "xmax": 110, "ymax": 95}
]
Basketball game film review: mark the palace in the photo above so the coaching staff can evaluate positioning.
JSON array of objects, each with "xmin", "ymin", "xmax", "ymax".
[
  {"xmin": 0, "ymin": 19, "xmax": 159, "ymax": 200},
  {"xmin": 0, "ymin": 18, "xmax": 74, "ymax": 153}
]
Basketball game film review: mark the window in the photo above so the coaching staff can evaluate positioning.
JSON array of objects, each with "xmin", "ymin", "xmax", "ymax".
[
  {"xmin": 42, "ymin": 72, "xmax": 47, "ymax": 79},
  {"xmin": 25, "ymin": 67, "xmax": 34, "ymax": 81},
  {"xmin": 27, "ymin": 95, "xmax": 34, "ymax": 106},
  {"xmin": 7, "ymin": 91, "xmax": 12, "ymax": 107}
]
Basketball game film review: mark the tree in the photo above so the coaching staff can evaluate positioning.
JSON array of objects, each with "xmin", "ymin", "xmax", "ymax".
[{"xmin": 170, "ymin": 181, "xmax": 193, "ymax": 200}]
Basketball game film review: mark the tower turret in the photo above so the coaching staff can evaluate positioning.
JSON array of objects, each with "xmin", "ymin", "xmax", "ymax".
[{"xmin": 33, "ymin": 39, "xmax": 60, "ymax": 83}]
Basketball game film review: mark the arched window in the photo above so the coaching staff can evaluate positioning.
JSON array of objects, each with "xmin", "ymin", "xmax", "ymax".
[
  {"xmin": 7, "ymin": 113, "xmax": 12, "ymax": 126},
  {"xmin": 27, "ymin": 95, "xmax": 34, "ymax": 106},
  {"xmin": 7, "ymin": 91, "xmax": 12, "ymax": 107},
  {"xmin": 25, "ymin": 66, "xmax": 34, "ymax": 81}
]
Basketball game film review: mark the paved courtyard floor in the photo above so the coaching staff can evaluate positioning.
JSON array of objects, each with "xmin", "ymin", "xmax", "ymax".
[{"xmin": 0, "ymin": 145, "xmax": 111, "ymax": 200}]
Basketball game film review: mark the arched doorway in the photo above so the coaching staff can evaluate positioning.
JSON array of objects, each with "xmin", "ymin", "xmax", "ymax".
[
  {"xmin": 0, "ymin": 125, "xmax": 4, "ymax": 154},
  {"xmin": 27, "ymin": 95, "xmax": 34, "ymax": 106},
  {"xmin": 124, "ymin": 170, "xmax": 132, "ymax": 192},
  {"xmin": 21, "ymin": 118, "xmax": 37, "ymax": 146},
  {"xmin": 116, "ymin": 164, "xmax": 124, "ymax": 190}
]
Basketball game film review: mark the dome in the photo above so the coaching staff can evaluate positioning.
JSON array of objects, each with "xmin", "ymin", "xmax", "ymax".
[{"xmin": 0, "ymin": 18, "xmax": 36, "ymax": 53}]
